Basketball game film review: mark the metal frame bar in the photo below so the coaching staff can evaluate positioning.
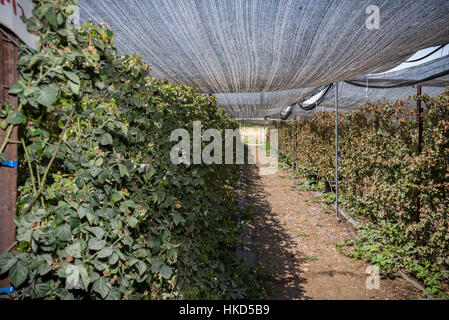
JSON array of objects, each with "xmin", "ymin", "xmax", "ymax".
[
  {"xmin": 416, "ymin": 84, "xmax": 423, "ymax": 222},
  {"xmin": 291, "ymin": 106, "xmax": 295, "ymax": 170},
  {"xmin": 335, "ymin": 82, "xmax": 340, "ymax": 221}
]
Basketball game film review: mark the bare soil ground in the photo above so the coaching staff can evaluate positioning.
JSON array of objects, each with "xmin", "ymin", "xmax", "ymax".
[{"xmin": 239, "ymin": 127, "xmax": 420, "ymax": 300}]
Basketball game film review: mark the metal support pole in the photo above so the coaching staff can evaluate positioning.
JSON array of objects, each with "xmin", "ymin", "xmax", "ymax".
[
  {"xmin": 291, "ymin": 107, "xmax": 295, "ymax": 170},
  {"xmin": 335, "ymin": 82, "xmax": 340, "ymax": 221},
  {"xmin": 417, "ymin": 85, "xmax": 423, "ymax": 154},
  {"xmin": 416, "ymin": 85, "xmax": 423, "ymax": 222},
  {"xmin": 277, "ymin": 111, "xmax": 280, "ymax": 130}
]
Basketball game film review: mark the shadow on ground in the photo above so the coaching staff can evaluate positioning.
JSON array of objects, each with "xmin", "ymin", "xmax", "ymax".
[{"xmin": 240, "ymin": 163, "xmax": 309, "ymax": 300}]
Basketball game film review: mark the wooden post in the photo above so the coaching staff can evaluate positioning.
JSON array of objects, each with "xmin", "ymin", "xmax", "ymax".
[{"xmin": 0, "ymin": 27, "xmax": 19, "ymax": 287}]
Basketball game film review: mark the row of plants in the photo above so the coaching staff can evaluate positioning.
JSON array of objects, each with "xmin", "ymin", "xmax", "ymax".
[
  {"xmin": 271, "ymin": 89, "xmax": 449, "ymax": 296},
  {"xmin": 0, "ymin": 0, "xmax": 259, "ymax": 299}
]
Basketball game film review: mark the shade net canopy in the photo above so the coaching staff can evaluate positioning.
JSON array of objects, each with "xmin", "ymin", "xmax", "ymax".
[
  {"xmin": 294, "ymin": 83, "xmax": 446, "ymax": 118},
  {"xmin": 79, "ymin": 0, "xmax": 449, "ymax": 93},
  {"xmin": 229, "ymin": 107, "xmax": 287, "ymax": 120},
  {"xmin": 214, "ymin": 87, "xmax": 317, "ymax": 114},
  {"xmin": 346, "ymin": 54, "xmax": 449, "ymax": 88},
  {"xmin": 223, "ymin": 81, "xmax": 447, "ymax": 119},
  {"xmin": 253, "ymin": 54, "xmax": 449, "ymax": 120}
]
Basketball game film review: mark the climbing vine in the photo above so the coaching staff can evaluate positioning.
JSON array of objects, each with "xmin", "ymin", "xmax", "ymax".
[{"xmin": 0, "ymin": 0, "xmax": 259, "ymax": 299}]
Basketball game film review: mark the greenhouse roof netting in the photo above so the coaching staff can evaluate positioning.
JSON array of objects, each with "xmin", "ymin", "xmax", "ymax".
[
  {"xmin": 214, "ymin": 87, "xmax": 318, "ymax": 113},
  {"xmin": 235, "ymin": 81, "xmax": 446, "ymax": 120},
  {"xmin": 345, "ymin": 53, "xmax": 449, "ymax": 88},
  {"xmin": 78, "ymin": 0, "xmax": 449, "ymax": 93},
  {"xmin": 306, "ymin": 83, "xmax": 445, "ymax": 112},
  {"xmin": 227, "ymin": 108, "xmax": 288, "ymax": 120},
  {"xmin": 231, "ymin": 54, "xmax": 449, "ymax": 119}
]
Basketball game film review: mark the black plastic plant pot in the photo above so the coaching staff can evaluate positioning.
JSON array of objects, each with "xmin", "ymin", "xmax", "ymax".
[
  {"xmin": 324, "ymin": 180, "xmax": 335, "ymax": 193},
  {"xmin": 307, "ymin": 173, "xmax": 318, "ymax": 184}
]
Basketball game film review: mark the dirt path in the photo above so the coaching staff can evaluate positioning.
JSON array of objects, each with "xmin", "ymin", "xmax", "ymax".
[{"xmin": 239, "ymin": 129, "xmax": 419, "ymax": 300}]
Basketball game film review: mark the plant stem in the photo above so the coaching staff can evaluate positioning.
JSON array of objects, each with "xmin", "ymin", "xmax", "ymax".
[
  {"xmin": 7, "ymin": 241, "xmax": 17, "ymax": 252},
  {"xmin": 21, "ymin": 138, "xmax": 37, "ymax": 195},
  {"xmin": 0, "ymin": 104, "xmax": 23, "ymax": 154},
  {"xmin": 35, "ymin": 163, "xmax": 45, "ymax": 207},
  {"xmin": 22, "ymin": 91, "xmax": 85, "ymax": 215}
]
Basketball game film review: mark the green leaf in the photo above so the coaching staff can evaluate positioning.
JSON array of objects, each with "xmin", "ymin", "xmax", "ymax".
[
  {"xmin": 55, "ymin": 223, "xmax": 71, "ymax": 241},
  {"xmin": 38, "ymin": 261, "xmax": 52, "ymax": 276},
  {"xmin": 65, "ymin": 264, "xmax": 89, "ymax": 290},
  {"xmin": 126, "ymin": 216, "xmax": 138, "ymax": 228},
  {"xmin": 97, "ymin": 247, "xmax": 113, "ymax": 259},
  {"xmin": 108, "ymin": 252, "xmax": 119, "ymax": 265},
  {"xmin": 66, "ymin": 29, "xmax": 78, "ymax": 45},
  {"xmin": 9, "ymin": 259, "xmax": 29, "ymax": 287},
  {"xmin": 77, "ymin": 205, "xmax": 87, "ymax": 219},
  {"xmin": 93, "ymin": 277, "xmax": 111, "ymax": 299},
  {"xmin": 111, "ymin": 192, "xmax": 123, "ymax": 203},
  {"xmin": 64, "ymin": 242, "xmax": 82, "ymax": 258},
  {"xmin": 90, "ymin": 166, "xmax": 103, "ymax": 178},
  {"xmin": 24, "ymin": 86, "xmax": 37, "ymax": 97},
  {"xmin": 150, "ymin": 261, "xmax": 163, "ymax": 273},
  {"xmin": 86, "ymin": 211, "xmax": 95, "ymax": 225},
  {"xmin": 93, "ymin": 259, "xmax": 108, "ymax": 271},
  {"xmin": 31, "ymin": 278, "xmax": 53, "ymax": 299},
  {"xmin": 0, "ymin": 252, "xmax": 17, "ymax": 274},
  {"xmin": 45, "ymin": 8, "xmax": 58, "ymax": 28},
  {"xmin": 16, "ymin": 228, "xmax": 32, "ymax": 242},
  {"xmin": 135, "ymin": 260, "xmax": 147, "ymax": 276},
  {"xmin": 37, "ymin": 84, "xmax": 59, "ymax": 107},
  {"xmin": 6, "ymin": 111, "xmax": 26, "ymax": 125},
  {"xmin": 121, "ymin": 200, "xmax": 136, "ymax": 208},
  {"xmin": 94, "ymin": 157, "xmax": 104, "ymax": 166},
  {"xmin": 106, "ymin": 288, "xmax": 122, "ymax": 300},
  {"xmin": 85, "ymin": 226, "xmax": 104, "ymax": 239},
  {"xmin": 0, "ymin": 152, "xmax": 7, "ymax": 162},
  {"xmin": 8, "ymin": 81, "xmax": 25, "ymax": 94},
  {"xmin": 159, "ymin": 264, "xmax": 173, "ymax": 279},
  {"xmin": 171, "ymin": 213, "xmax": 185, "ymax": 226},
  {"xmin": 88, "ymin": 238, "xmax": 106, "ymax": 251},
  {"xmin": 63, "ymin": 70, "xmax": 80, "ymax": 84},
  {"xmin": 150, "ymin": 260, "xmax": 172, "ymax": 278},
  {"xmin": 31, "ymin": 278, "xmax": 51, "ymax": 298},
  {"xmin": 68, "ymin": 80, "xmax": 80, "ymax": 95},
  {"xmin": 118, "ymin": 164, "xmax": 128, "ymax": 177},
  {"xmin": 100, "ymin": 133, "xmax": 113, "ymax": 146}
]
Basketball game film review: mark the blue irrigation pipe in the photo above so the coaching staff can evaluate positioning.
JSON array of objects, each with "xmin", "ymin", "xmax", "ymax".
[{"xmin": 0, "ymin": 286, "xmax": 15, "ymax": 294}]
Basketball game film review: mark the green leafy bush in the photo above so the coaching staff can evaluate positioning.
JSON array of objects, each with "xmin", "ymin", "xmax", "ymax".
[
  {"xmin": 0, "ymin": 0, "xmax": 258, "ymax": 299},
  {"xmin": 273, "ymin": 90, "xmax": 449, "ymax": 296}
]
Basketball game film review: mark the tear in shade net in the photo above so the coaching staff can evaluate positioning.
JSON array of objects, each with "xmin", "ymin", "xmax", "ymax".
[{"xmin": 78, "ymin": 0, "xmax": 449, "ymax": 93}]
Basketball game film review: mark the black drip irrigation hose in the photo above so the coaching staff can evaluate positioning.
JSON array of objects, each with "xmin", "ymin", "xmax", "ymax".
[
  {"xmin": 299, "ymin": 83, "xmax": 334, "ymax": 111},
  {"xmin": 403, "ymin": 45, "xmax": 446, "ymax": 63},
  {"xmin": 279, "ymin": 105, "xmax": 293, "ymax": 120},
  {"xmin": 277, "ymin": 84, "xmax": 333, "ymax": 120},
  {"xmin": 344, "ymin": 68, "xmax": 449, "ymax": 89}
]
